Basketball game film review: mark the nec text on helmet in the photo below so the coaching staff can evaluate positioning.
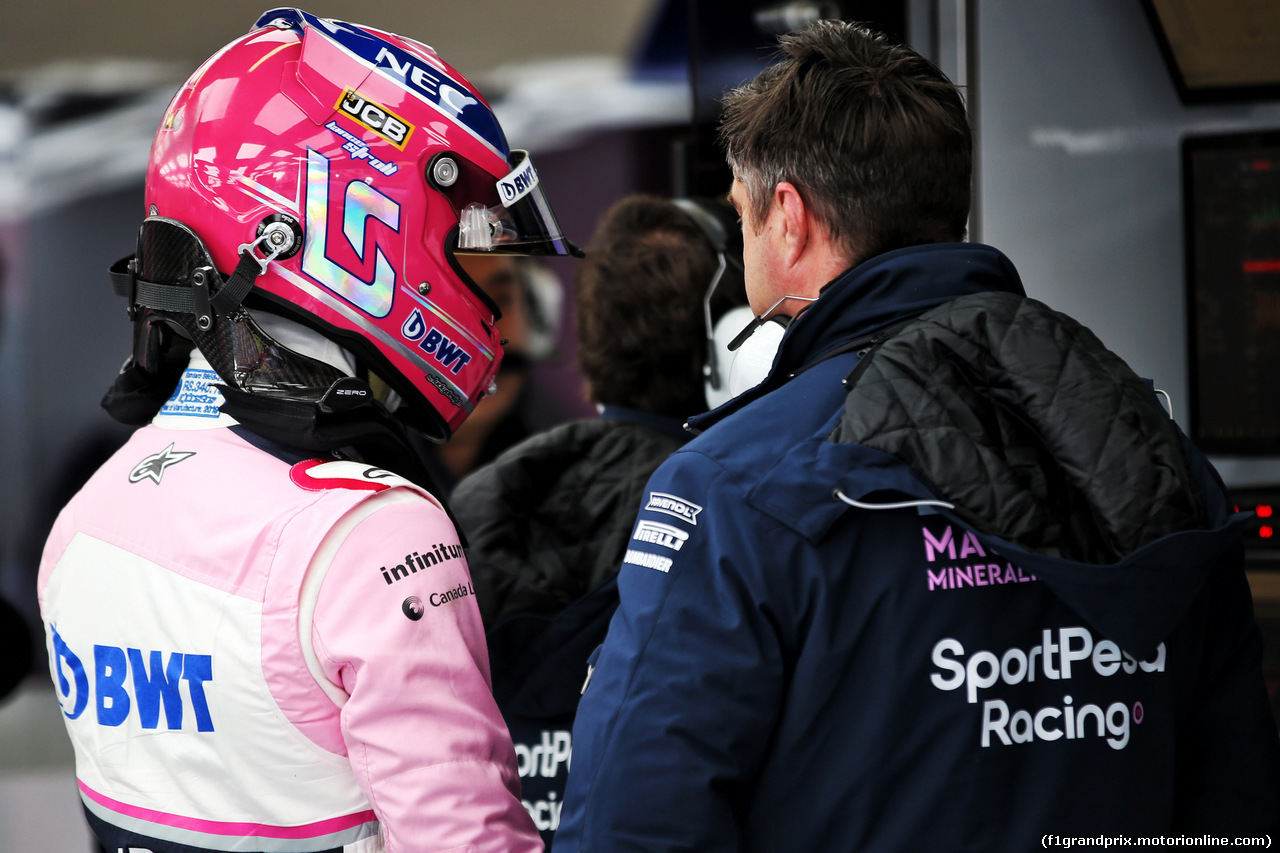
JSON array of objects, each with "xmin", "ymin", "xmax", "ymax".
[
  {"xmin": 284, "ymin": 9, "xmax": 491, "ymax": 148},
  {"xmin": 373, "ymin": 48, "xmax": 477, "ymax": 120}
]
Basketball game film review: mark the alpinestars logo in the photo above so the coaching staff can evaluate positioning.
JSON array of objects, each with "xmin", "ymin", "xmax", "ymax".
[{"xmin": 129, "ymin": 444, "xmax": 196, "ymax": 485}]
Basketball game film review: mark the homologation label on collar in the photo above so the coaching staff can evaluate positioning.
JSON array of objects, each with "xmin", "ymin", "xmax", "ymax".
[{"xmin": 159, "ymin": 369, "xmax": 224, "ymax": 419}]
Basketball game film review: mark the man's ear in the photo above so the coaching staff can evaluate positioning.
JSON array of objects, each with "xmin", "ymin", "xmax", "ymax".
[
  {"xmin": 773, "ymin": 181, "xmax": 810, "ymax": 268},
  {"xmin": 773, "ymin": 181, "xmax": 853, "ymax": 287}
]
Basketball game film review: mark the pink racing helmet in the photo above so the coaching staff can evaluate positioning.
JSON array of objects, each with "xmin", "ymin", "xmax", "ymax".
[{"xmin": 110, "ymin": 7, "xmax": 577, "ymax": 441}]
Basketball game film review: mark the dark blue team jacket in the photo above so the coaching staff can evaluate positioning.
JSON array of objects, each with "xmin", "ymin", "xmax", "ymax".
[{"xmin": 554, "ymin": 242, "xmax": 1280, "ymax": 852}]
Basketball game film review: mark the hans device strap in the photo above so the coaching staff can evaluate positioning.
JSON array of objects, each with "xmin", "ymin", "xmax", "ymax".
[{"xmin": 110, "ymin": 250, "xmax": 262, "ymax": 331}]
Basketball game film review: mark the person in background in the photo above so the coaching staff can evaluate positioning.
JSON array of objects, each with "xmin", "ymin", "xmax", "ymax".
[
  {"xmin": 37, "ymin": 9, "xmax": 578, "ymax": 853},
  {"xmin": 419, "ymin": 255, "xmax": 563, "ymax": 493},
  {"xmin": 555, "ymin": 21, "xmax": 1280, "ymax": 853},
  {"xmin": 450, "ymin": 193, "xmax": 744, "ymax": 845}
]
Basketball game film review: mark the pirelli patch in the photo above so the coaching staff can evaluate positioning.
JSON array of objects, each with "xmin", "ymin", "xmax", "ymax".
[{"xmin": 632, "ymin": 519, "xmax": 689, "ymax": 551}]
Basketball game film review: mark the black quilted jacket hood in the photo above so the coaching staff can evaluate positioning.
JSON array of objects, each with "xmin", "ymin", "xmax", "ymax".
[
  {"xmin": 452, "ymin": 414, "xmax": 688, "ymax": 721},
  {"xmin": 832, "ymin": 290, "xmax": 1205, "ymax": 564},
  {"xmin": 829, "ymin": 288, "xmax": 1242, "ymax": 658},
  {"xmin": 452, "ymin": 415, "xmax": 688, "ymax": 628}
]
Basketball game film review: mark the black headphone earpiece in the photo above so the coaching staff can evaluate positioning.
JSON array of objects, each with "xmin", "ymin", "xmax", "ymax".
[{"xmin": 673, "ymin": 198, "xmax": 729, "ymax": 252}]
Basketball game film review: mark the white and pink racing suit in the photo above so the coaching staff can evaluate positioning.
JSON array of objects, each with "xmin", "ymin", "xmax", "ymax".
[{"xmin": 38, "ymin": 365, "xmax": 542, "ymax": 853}]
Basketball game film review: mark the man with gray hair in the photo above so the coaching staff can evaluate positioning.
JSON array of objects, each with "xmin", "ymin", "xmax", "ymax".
[{"xmin": 555, "ymin": 20, "xmax": 1279, "ymax": 852}]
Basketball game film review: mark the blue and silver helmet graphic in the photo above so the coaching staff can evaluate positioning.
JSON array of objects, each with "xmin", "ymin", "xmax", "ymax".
[{"xmin": 254, "ymin": 7, "xmax": 511, "ymax": 159}]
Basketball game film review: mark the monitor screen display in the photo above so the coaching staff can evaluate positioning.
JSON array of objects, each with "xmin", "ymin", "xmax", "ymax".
[{"xmin": 1184, "ymin": 130, "xmax": 1280, "ymax": 453}]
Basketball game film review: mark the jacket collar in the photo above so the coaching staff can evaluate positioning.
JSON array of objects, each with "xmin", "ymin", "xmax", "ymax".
[
  {"xmin": 600, "ymin": 406, "xmax": 691, "ymax": 441},
  {"xmin": 689, "ymin": 242, "xmax": 1027, "ymax": 432}
]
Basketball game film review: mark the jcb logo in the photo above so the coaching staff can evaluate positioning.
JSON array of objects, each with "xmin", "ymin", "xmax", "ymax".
[{"xmin": 337, "ymin": 89, "xmax": 413, "ymax": 149}]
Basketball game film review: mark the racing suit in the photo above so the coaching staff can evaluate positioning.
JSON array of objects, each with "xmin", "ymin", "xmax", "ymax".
[
  {"xmin": 555, "ymin": 242, "xmax": 1280, "ymax": 852},
  {"xmin": 39, "ymin": 360, "xmax": 542, "ymax": 853}
]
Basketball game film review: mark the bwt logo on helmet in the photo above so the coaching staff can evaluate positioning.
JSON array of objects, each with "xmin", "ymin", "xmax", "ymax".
[
  {"xmin": 336, "ymin": 89, "xmax": 414, "ymax": 149},
  {"xmin": 401, "ymin": 309, "xmax": 473, "ymax": 374},
  {"xmin": 498, "ymin": 159, "xmax": 539, "ymax": 205}
]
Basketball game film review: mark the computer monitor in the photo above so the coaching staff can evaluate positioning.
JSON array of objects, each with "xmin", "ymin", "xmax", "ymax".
[{"xmin": 1184, "ymin": 129, "xmax": 1280, "ymax": 454}]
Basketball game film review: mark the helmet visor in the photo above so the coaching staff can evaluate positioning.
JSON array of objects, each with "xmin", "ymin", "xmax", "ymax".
[{"xmin": 434, "ymin": 150, "xmax": 575, "ymax": 256}]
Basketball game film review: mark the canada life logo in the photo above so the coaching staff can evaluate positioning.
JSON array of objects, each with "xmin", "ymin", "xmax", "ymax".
[{"xmin": 402, "ymin": 597, "xmax": 425, "ymax": 621}]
